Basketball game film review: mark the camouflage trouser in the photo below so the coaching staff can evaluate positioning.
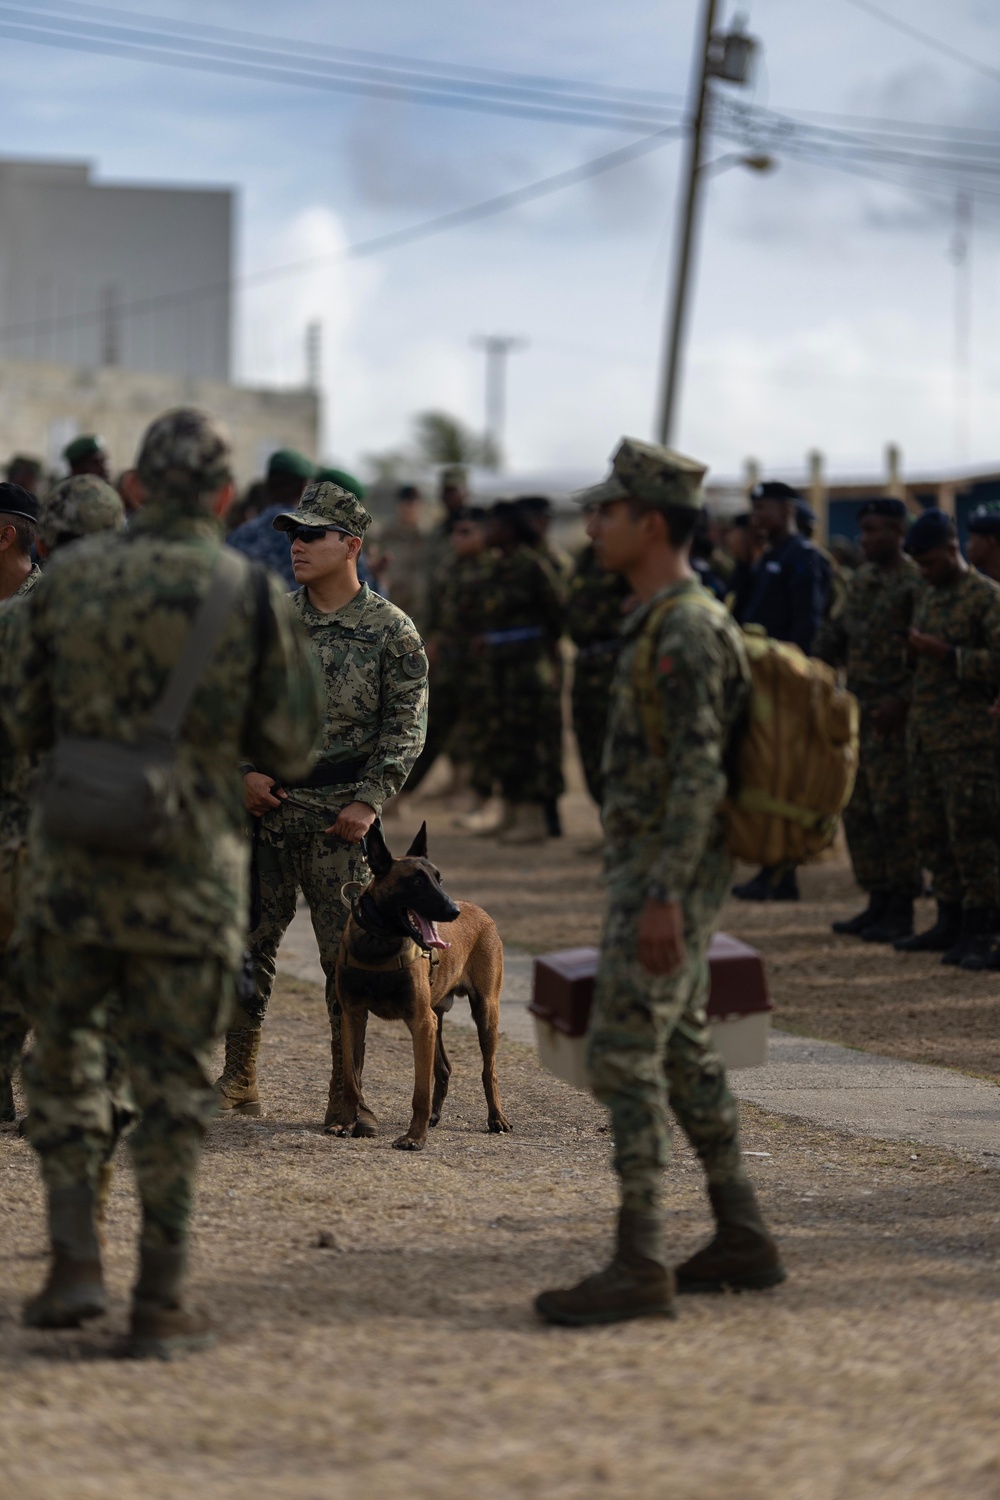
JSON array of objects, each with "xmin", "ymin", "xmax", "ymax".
[
  {"xmin": 587, "ymin": 868, "xmax": 747, "ymax": 1214},
  {"xmin": 247, "ymin": 825, "xmax": 370, "ymax": 1027},
  {"xmin": 908, "ymin": 746, "xmax": 1000, "ymax": 910},
  {"xmin": 571, "ymin": 646, "xmax": 618, "ymax": 805},
  {"xmin": 843, "ymin": 718, "xmax": 921, "ymax": 896},
  {"xmin": 18, "ymin": 929, "xmax": 231, "ymax": 1248},
  {"xmin": 405, "ymin": 656, "xmax": 492, "ymax": 798},
  {"xmin": 484, "ymin": 650, "xmax": 565, "ymax": 803},
  {"xmin": 0, "ymin": 836, "xmax": 27, "ymax": 1079}
]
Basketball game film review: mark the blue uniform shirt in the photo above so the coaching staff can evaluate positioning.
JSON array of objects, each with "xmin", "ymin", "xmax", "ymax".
[{"xmin": 736, "ymin": 533, "xmax": 831, "ymax": 654}]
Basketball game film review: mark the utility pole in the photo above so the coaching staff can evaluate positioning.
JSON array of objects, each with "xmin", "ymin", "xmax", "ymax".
[
  {"xmin": 305, "ymin": 319, "xmax": 322, "ymax": 390},
  {"xmin": 471, "ymin": 334, "xmax": 527, "ymax": 464},
  {"xmin": 950, "ymin": 192, "xmax": 972, "ymax": 463},
  {"xmin": 655, "ymin": 3, "xmax": 759, "ymax": 446}
]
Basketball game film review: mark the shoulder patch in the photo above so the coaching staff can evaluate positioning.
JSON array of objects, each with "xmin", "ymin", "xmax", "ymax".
[{"xmin": 388, "ymin": 631, "xmax": 423, "ymax": 658}]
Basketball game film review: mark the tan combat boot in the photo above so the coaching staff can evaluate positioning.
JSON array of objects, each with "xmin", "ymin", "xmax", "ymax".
[
  {"xmin": 456, "ymin": 796, "xmax": 511, "ymax": 835},
  {"xmin": 535, "ymin": 1208, "xmax": 676, "ymax": 1326},
  {"xmin": 498, "ymin": 802, "xmax": 548, "ymax": 845},
  {"xmin": 23, "ymin": 1185, "xmax": 107, "ymax": 1329},
  {"xmin": 674, "ymin": 1181, "xmax": 786, "ymax": 1293},
  {"xmin": 214, "ymin": 1025, "xmax": 262, "ymax": 1116},
  {"xmin": 124, "ymin": 1241, "xmax": 213, "ymax": 1360}
]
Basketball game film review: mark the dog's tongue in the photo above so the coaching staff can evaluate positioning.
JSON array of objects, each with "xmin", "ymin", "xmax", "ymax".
[{"xmin": 410, "ymin": 911, "xmax": 450, "ymax": 950}]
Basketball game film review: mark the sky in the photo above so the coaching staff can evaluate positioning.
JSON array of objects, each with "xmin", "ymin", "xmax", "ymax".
[{"xmin": 5, "ymin": 0, "xmax": 1000, "ymax": 483}]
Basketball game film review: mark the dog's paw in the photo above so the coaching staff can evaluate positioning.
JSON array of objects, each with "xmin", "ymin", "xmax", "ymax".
[
  {"xmin": 323, "ymin": 1124, "xmax": 355, "ymax": 1138},
  {"xmin": 488, "ymin": 1112, "xmax": 512, "ymax": 1134},
  {"xmin": 428, "ymin": 1112, "xmax": 441, "ymax": 1128},
  {"xmin": 392, "ymin": 1134, "xmax": 426, "ymax": 1152}
]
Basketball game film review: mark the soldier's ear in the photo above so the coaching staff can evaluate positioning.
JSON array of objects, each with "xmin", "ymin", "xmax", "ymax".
[
  {"xmin": 405, "ymin": 821, "xmax": 428, "ymax": 859},
  {"xmin": 364, "ymin": 823, "xmax": 394, "ymax": 878}
]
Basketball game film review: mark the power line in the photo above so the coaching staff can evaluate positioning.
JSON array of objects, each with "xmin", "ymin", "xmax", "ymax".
[
  {"xmin": 0, "ymin": 126, "xmax": 682, "ymax": 343},
  {"xmin": 839, "ymin": 0, "xmax": 1000, "ymax": 90}
]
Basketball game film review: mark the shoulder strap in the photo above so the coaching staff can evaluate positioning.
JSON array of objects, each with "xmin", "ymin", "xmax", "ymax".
[
  {"xmin": 632, "ymin": 587, "xmax": 724, "ymax": 758},
  {"xmin": 147, "ymin": 548, "xmax": 245, "ymax": 743}
]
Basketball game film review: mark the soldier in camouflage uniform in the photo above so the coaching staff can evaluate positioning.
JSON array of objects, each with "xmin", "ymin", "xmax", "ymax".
[
  {"xmin": 375, "ymin": 484, "xmax": 430, "ymax": 633},
  {"xmin": 536, "ymin": 438, "xmax": 784, "ymax": 1328},
  {"xmin": 0, "ymin": 482, "xmax": 40, "ymax": 603},
  {"xmin": 566, "ymin": 541, "xmax": 633, "ymax": 805},
  {"xmin": 403, "ymin": 507, "xmax": 492, "ymax": 808},
  {"xmin": 0, "ymin": 477, "xmax": 126, "ymax": 1125},
  {"xmin": 0, "ymin": 409, "xmax": 321, "ymax": 1355},
  {"xmin": 475, "ymin": 501, "xmax": 565, "ymax": 844},
  {"xmin": 220, "ymin": 481, "xmax": 428, "ymax": 1130},
  {"xmin": 814, "ymin": 499, "xmax": 923, "ymax": 943},
  {"xmin": 893, "ymin": 509, "xmax": 1000, "ymax": 965}
]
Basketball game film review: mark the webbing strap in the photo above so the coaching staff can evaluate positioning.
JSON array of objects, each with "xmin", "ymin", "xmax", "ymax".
[
  {"xmin": 732, "ymin": 785, "xmax": 831, "ymax": 830},
  {"xmin": 147, "ymin": 549, "xmax": 244, "ymax": 742}
]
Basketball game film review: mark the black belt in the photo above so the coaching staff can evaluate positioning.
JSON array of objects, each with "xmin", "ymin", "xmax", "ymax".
[{"xmin": 280, "ymin": 756, "xmax": 369, "ymax": 791}]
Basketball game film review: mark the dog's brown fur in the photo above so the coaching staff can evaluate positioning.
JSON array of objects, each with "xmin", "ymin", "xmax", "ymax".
[{"xmin": 332, "ymin": 825, "xmax": 511, "ymax": 1151}]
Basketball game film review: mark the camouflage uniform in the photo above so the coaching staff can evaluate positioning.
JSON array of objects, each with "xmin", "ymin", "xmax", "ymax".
[
  {"xmin": 480, "ymin": 546, "xmax": 565, "ymax": 803},
  {"xmin": 814, "ymin": 559, "xmax": 923, "ymax": 896},
  {"xmin": 377, "ymin": 519, "xmax": 429, "ymax": 635},
  {"xmin": 405, "ymin": 549, "xmax": 493, "ymax": 798},
  {"xmin": 0, "ymin": 481, "xmax": 126, "ymax": 1097},
  {"xmin": 907, "ymin": 568, "xmax": 1000, "ymax": 910},
  {"xmin": 244, "ymin": 483, "xmax": 429, "ymax": 1042},
  {"xmin": 566, "ymin": 543, "xmax": 632, "ymax": 804},
  {"xmin": 0, "ymin": 410, "xmax": 322, "ymax": 1249}
]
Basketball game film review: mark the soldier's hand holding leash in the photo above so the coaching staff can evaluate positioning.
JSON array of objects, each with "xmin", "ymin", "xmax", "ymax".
[
  {"xmin": 243, "ymin": 772, "xmax": 287, "ymax": 816},
  {"xmin": 326, "ymin": 801, "xmax": 377, "ymax": 844}
]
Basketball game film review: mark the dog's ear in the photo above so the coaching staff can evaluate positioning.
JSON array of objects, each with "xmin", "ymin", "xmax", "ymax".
[
  {"xmin": 364, "ymin": 822, "xmax": 394, "ymax": 878},
  {"xmin": 405, "ymin": 821, "xmax": 428, "ymax": 859}
]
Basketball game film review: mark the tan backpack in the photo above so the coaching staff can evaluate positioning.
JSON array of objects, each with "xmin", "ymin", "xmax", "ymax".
[{"xmin": 633, "ymin": 591, "xmax": 859, "ymax": 866}]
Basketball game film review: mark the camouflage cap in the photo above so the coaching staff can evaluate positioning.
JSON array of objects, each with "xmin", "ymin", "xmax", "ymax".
[
  {"xmin": 136, "ymin": 407, "xmax": 233, "ymax": 503},
  {"xmin": 272, "ymin": 479, "xmax": 373, "ymax": 539},
  {"xmin": 38, "ymin": 475, "xmax": 125, "ymax": 549},
  {"xmin": 968, "ymin": 501, "xmax": 1000, "ymax": 538},
  {"xmin": 573, "ymin": 437, "xmax": 708, "ymax": 511},
  {"xmin": 63, "ymin": 434, "xmax": 105, "ymax": 467},
  {"xmin": 440, "ymin": 465, "xmax": 468, "ymax": 488}
]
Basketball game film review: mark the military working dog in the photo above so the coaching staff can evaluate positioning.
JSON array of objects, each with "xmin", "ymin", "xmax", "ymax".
[{"xmin": 331, "ymin": 823, "xmax": 511, "ymax": 1151}]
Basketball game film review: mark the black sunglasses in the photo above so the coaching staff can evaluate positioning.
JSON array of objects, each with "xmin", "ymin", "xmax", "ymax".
[{"xmin": 287, "ymin": 524, "xmax": 348, "ymax": 544}]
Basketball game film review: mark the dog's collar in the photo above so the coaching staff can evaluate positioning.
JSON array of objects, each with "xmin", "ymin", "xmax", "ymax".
[{"xmin": 353, "ymin": 889, "xmax": 398, "ymax": 939}]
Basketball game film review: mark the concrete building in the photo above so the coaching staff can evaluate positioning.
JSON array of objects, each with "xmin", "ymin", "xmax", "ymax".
[
  {"xmin": 0, "ymin": 355, "xmax": 318, "ymax": 490},
  {"xmin": 0, "ymin": 157, "xmax": 231, "ymax": 381}
]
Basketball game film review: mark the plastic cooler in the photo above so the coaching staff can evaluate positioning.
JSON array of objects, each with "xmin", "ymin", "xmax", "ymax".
[{"xmin": 529, "ymin": 933, "xmax": 771, "ymax": 1092}]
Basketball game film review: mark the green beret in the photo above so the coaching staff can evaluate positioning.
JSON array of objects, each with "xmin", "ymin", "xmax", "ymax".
[
  {"xmin": 574, "ymin": 436, "xmax": 708, "ymax": 511},
  {"xmin": 272, "ymin": 480, "xmax": 373, "ymax": 540},
  {"xmin": 267, "ymin": 448, "xmax": 315, "ymax": 481},
  {"xmin": 39, "ymin": 475, "xmax": 125, "ymax": 549},
  {"xmin": 314, "ymin": 466, "xmax": 366, "ymax": 499},
  {"xmin": 63, "ymin": 435, "xmax": 105, "ymax": 467}
]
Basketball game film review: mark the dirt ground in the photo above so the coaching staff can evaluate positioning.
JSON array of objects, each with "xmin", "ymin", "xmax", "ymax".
[{"xmin": 3, "ymin": 794, "xmax": 1000, "ymax": 1498}]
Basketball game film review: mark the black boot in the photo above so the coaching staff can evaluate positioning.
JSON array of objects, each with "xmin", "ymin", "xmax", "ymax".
[
  {"xmin": 123, "ymin": 1241, "xmax": 214, "ymax": 1360},
  {"xmin": 732, "ymin": 866, "xmax": 800, "ymax": 902},
  {"xmin": 535, "ymin": 1208, "xmax": 676, "ymax": 1326},
  {"xmin": 960, "ymin": 936, "xmax": 1000, "ymax": 972},
  {"xmin": 0, "ymin": 1071, "xmax": 14, "ymax": 1124},
  {"xmin": 23, "ymin": 1185, "xmax": 107, "ymax": 1328},
  {"xmin": 674, "ymin": 1181, "xmax": 786, "ymax": 1294},
  {"xmin": 860, "ymin": 892, "xmax": 915, "ymax": 944},
  {"xmin": 893, "ymin": 899, "xmax": 961, "ymax": 952},
  {"xmin": 832, "ymin": 891, "xmax": 889, "ymax": 936},
  {"xmin": 943, "ymin": 908, "xmax": 999, "ymax": 967}
]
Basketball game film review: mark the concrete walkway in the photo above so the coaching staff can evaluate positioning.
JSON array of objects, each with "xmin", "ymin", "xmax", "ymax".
[{"xmin": 278, "ymin": 906, "xmax": 1000, "ymax": 1165}]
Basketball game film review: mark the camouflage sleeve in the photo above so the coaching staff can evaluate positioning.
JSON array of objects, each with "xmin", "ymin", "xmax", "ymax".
[
  {"xmin": 956, "ymin": 588, "xmax": 1000, "ymax": 687},
  {"xmin": 534, "ymin": 554, "xmax": 566, "ymax": 643},
  {"xmin": 0, "ymin": 585, "xmax": 53, "ymax": 755},
  {"xmin": 241, "ymin": 575, "xmax": 324, "ymax": 782},
  {"xmin": 354, "ymin": 624, "xmax": 429, "ymax": 813},
  {"xmin": 812, "ymin": 610, "xmax": 847, "ymax": 669},
  {"xmin": 645, "ymin": 617, "xmax": 730, "ymax": 898}
]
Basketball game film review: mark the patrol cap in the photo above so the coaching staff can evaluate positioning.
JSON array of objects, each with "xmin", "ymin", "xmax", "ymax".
[
  {"xmin": 266, "ymin": 448, "xmax": 315, "ymax": 481},
  {"xmin": 440, "ymin": 465, "xmax": 467, "ymax": 488},
  {"xmin": 314, "ymin": 466, "xmax": 366, "ymax": 499},
  {"xmin": 905, "ymin": 508, "xmax": 956, "ymax": 556},
  {"xmin": 0, "ymin": 482, "xmax": 39, "ymax": 525},
  {"xmin": 136, "ymin": 407, "xmax": 233, "ymax": 503},
  {"xmin": 858, "ymin": 497, "xmax": 908, "ymax": 521},
  {"xmin": 573, "ymin": 437, "xmax": 707, "ymax": 510},
  {"xmin": 272, "ymin": 479, "xmax": 373, "ymax": 539},
  {"xmin": 967, "ymin": 502, "xmax": 1000, "ymax": 538},
  {"xmin": 63, "ymin": 434, "xmax": 105, "ymax": 467},
  {"xmin": 751, "ymin": 480, "xmax": 801, "ymax": 505},
  {"xmin": 38, "ymin": 475, "xmax": 125, "ymax": 549}
]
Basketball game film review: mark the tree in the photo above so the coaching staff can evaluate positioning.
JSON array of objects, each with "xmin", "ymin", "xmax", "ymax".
[{"xmin": 413, "ymin": 411, "xmax": 500, "ymax": 471}]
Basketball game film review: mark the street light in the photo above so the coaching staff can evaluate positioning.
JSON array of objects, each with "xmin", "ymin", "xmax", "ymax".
[{"xmin": 654, "ymin": 2, "xmax": 764, "ymax": 447}]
